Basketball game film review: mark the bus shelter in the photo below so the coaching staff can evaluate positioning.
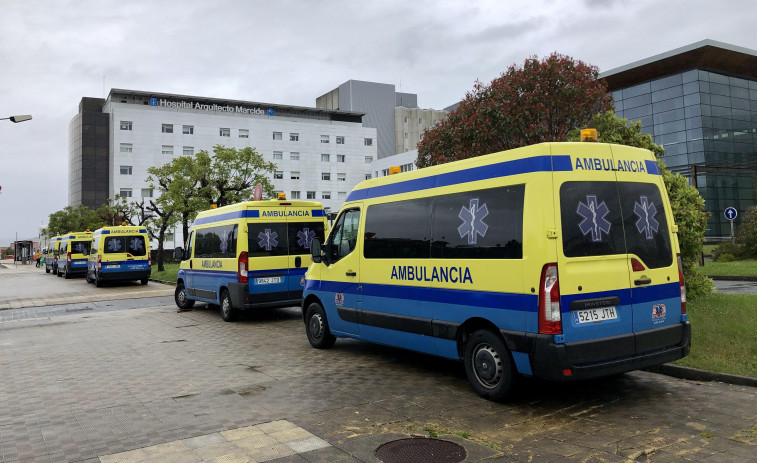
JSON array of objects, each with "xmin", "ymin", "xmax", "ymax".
[{"xmin": 12, "ymin": 240, "xmax": 34, "ymax": 264}]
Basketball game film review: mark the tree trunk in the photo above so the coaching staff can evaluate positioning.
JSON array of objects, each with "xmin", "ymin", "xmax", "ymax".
[{"xmin": 156, "ymin": 225, "xmax": 168, "ymax": 272}]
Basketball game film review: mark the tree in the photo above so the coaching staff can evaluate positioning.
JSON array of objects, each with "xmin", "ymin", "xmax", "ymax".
[
  {"xmin": 145, "ymin": 167, "xmax": 180, "ymax": 272},
  {"xmin": 96, "ymin": 195, "xmax": 150, "ymax": 227},
  {"xmin": 152, "ymin": 155, "xmax": 209, "ymax": 245},
  {"xmin": 567, "ymin": 111, "xmax": 712, "ymax": 298},
  {"xmin": 45, "ymin": 205, "xmax": 104, "ymax": 236},
  {"xmin": 734, "ymin": 205, "xmax": 757, "ymax": 258},
  {"xmin": 417, "ymin": 53, "xmax": 613, "ymax": 168},
  {"xmin": 193, "ymin": 145, "xmax": 277, "ymax": 207}
]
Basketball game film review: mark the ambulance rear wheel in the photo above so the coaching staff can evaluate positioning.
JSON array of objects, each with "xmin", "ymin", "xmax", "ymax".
[
  {"xmin": 463, "ymin": 329, "xmax": 514, "ymax": 402},
  {"xmin": 45, "ymin": 266, "xmax": 50, "ymax": 274},
  {"xmin": 175, "ymin": 282, "xmax": 194, "ymax": 310},
  {"xmin": 63, "ymin": 266, "xmax": 70, "ymax": 279},
  {"xmin": 140, "ymin": 278, "xmax": 148, "ymax": 285},
  {"xmin": 305, "ymin": 302, "xmax": 336, "ymax": 349},
  {"xmin": 220, "ymin": 289, "xmax": 236, "ymax": 322},
  {"xmin": 95, "ymin": 272, "xmax": 103, "ymax": 287}
]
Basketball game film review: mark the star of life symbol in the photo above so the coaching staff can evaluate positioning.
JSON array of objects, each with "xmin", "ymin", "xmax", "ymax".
[
  {"xmin": 219, "ymin": 231, "xmax": 230, "ymax": 253},
  {"xmin": 458, "ymin": 198, "xmax": 489, "ymax": 245},
  {"xmin": 129, "ymin": 238, "xmax": 143, "ymax": 252},
  {"xmin": 634, "ymin": 196, "xmax": 659, "ymax": 240},
  {"xmin": 107, "ymin": 239, "xmax": 122, "ymax": 252},
  {"xmin": 257, "ymin": 229, "xmax": 278, "ymax": 251},
  {"xmin": 577, "ymin": 195, "xmax": 611, "ymax": 242},
  {"xmin": 75, "ymin": 243, "xmax": 86, "ymax": 253},
  {"xmin": 297, "ymin": 227, "xmax": 315, "ymax": 249}
]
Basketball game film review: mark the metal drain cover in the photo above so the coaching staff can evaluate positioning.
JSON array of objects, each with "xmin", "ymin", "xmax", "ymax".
[{"xmin": 375, "ymin": 437, "xmax": 466, "ymax": 463}]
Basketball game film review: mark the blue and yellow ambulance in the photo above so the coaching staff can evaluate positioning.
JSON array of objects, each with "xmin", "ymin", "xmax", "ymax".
[
  {"xmin": 45, "ymin": 235, "xmax": 61, "ymax": 274},
  {"xmin": 56, "ymin": 231, "xmax": 93, "ymax": 279},
  {"xmin": 87, "ymin": 225, "xmax": 151, "ymax": 287},
  {"xmin": 302, "ymin": 138, "xmax": 691, "ymax": 401},
  {"xmin": 175, "ymin": 198, "xmax": 328, "ymax": 322}
]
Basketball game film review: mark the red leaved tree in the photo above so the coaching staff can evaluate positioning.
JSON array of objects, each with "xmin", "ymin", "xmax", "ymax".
[{"xmin": 417, "ymin": 53, "xmax": 613, "ymax": 168}]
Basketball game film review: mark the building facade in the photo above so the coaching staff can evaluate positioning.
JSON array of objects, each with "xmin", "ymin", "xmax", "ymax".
[
  {"xmin": 317, "ymin": 80, "xmax": 446, "ymax": 159},
  {"xmin": 69, "ymin": 89, "xmax": 377, "ymax": 220},
  {"xmin": 601, "ymin": 40, "xmax": 757, "ymax": 238}
]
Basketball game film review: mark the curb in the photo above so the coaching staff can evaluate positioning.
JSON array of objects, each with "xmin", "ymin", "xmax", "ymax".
[
  {"xmin": 148, "ymin": 278, "xmax": 176, "ymax": 286},
  {"xmin": 645, "ymin": 364, "xmax": 757, "ymax": 388},
  {"xmin": 707, "ymin": 275, "xmax": 757, "ymax": 282}
]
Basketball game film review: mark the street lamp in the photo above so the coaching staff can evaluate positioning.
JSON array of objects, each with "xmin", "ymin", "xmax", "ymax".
[{"xmin": 1, "ymin": 115, "xmax": 32, "ymax": 123}]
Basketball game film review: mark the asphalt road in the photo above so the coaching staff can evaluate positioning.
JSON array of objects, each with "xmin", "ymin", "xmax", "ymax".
[{"xmin": 0, "ymin": 265, "xmax": 755, "ymax": 462}]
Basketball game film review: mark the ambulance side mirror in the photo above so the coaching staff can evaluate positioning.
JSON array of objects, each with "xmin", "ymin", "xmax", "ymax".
[
  {"xmin": 310, "ymin": 238, "xmax": 322, "ymax": 264},
  {"xmin": 174, "ymin": 246, "xmax": 185, "ymax": 262}
]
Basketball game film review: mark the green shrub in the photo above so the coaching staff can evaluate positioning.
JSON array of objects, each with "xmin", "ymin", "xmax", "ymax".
[
  {"xmin": 735, "ymin": 206, "xmax": 757, "ymax": 259},
  {"xmin": 712, "ymin": 242, "xmax": 741, "ymax": 262}
]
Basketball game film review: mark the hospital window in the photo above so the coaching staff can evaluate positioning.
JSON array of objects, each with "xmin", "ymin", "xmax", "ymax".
[
  {"xmin": 162, "ymin": 145, "xmax": 173, "ymax": 155},
  {"xmin": 239, "ymin": 129, "xmax": 249, "ymax": 138},
  {"xmin": 337, "ymin": 173, "xmax": 346, "ymax": 182},
  {"xmin": 321, "ymin": 154, "xmax": 330, "ymax": 162},
  {"xmin": 337, "ymin": 155, "xmax": 345, "ymax": 163},
  {"xmin": 119, "ymin": 189, "xmax": 132, "ymax": 197},
  {"xmin": 338, "ymin": 192, "xmax": 346, "ymax": 200},
  {"xmin": 273, "ymin": 151, "xmax": 283, "ymax": 160},
  {"xmin": 291, "ymin": 171, "xmax": 300, "ymax": 180},
  {"xmin": 120, "ymin": 121, "xmax": 132, "ymax": 131},
  {"xmin": 273, "ymin": 131, "xmax": 282, "ymax": 140},
  {"xmin": 161, "ymin": 124, "xmax": 173, "ymax": 134},
  {"xmin": 274, "ymin": 171, "xmax": 283, "ymax": 180},
  {"xmin": 183, "ymin": 146, "xmax": 194, "ymax": 155},
  {"xmin": 322, "ymin": 172, "xmax": 331, "ymax": 181},
  {"xmin": 321, "ymin": 135, "xmax": 329, "ymax": 143},
  {"xmin": 307, "ymin": 191, "xmax": 316, "ymax": 199},
  {"xmin": 364, "ymin": 138, "xmax": 373, "ymax": 146},
  {"xmin": 120, "ymin": 143, "xmax": 132, "ymax": 153},
  {"xmin": 219, "ymin": 128, "xmax": 230, "ymax": 137},
  {"xmin": 336, "ymin": 136, "xmax": 345, "ymax": 144},
  {"xmin": 291, "ymin": 191, "xmax": 301, "ymax": 199},
  {"xmin": 365, "ymin": 174, "xmax": 372, "ymax": 180},
  {"xmin": 141, "ymin": 188, "xmax": 153, "ymax": 198},
  {"xmin": 183, "ymin": 125, "xmax": 193, "ymax": 135},
  {"xmin": 322, "ymin": 192, "xmax": 331, "ymax": 200},
  {"xmin": 365, "ymin": 156, "xmax": 373, "ymax": 164},
  {"xmin": 290, "ymin": 152, "xmax": 300, "ymax": 161},
  {"xmin": 120, "ymin": 165, "xmax": 132, "ymax": 175},
  {"xmin": 290, "ymin": 133, "xmax": 299, "ymax": 141}
]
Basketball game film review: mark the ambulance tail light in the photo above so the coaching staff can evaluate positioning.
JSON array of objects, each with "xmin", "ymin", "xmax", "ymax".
[
  {"xmin": 97, "ymin": 254, "xmax": 102, "ymax": 272},
  {"xmin": 677, "ymin": 253, "xmax": 686, "ymax": 314},
  {"xmin": 539, "ymin": 263, "xmax": 562, "ymax": 335},
  {"xmin": 148, "ymin": 254, "xmax": 152, "ymax": 269},
  {"xmin": 67, "ymin": 252, "xmax": 72, "ymax": 265},
  {"xmin": 238, "ymin": 251, "xmax": 248, "ymax": 283}
]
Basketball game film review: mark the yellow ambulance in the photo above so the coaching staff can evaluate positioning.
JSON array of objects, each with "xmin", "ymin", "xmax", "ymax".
[
  {"xmin": 56, "ymin": 231, "xmax": 94, "ymax": 279},
  {"xmin": 87, "ymin": 225, "xmax": 151, "ymax": 287},
  {"xmin": 302, "ymin": 139, "xmax": 691, "ymax": 401},
  {"xmin": 174, "ymin": 198, "xmax": 328, "ymax": 322},
  {"xmin": 45, "ymin": 235, "xmax": 61, "ymax": 274}
]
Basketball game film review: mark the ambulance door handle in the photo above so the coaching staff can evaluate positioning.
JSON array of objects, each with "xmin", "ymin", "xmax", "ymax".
[
  {"xmin": 634, "ymin": 278, "xmax": 652, "ymax": 286},
  {"xmin": 346, "ymin": 271, "xmax": 356, "ymax": 277}
]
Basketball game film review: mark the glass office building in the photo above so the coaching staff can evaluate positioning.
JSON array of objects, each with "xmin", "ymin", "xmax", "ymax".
[{"xmin": 602, "ymin": 40, "xmax": 757, "ymax": 238}]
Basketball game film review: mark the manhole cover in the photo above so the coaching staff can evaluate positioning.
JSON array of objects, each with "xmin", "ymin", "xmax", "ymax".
[{"xmin": 375, "ymin": 437, "xmax": 466, "ymax": 463}]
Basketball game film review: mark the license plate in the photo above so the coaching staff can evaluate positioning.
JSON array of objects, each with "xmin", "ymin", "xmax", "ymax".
[
  {"xmin": 573, "ymin": 307, "xmax": 618, "ymax": 324},
  {"xmin": 106, "ymin": 264, "xmax": 120, "ymax": 269},
  {"xmin": 256, "ymin": 277, "xmax": 281, "ymax": 285}
]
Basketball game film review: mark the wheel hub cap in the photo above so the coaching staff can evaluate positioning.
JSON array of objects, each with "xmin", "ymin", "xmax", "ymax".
[
  {"xmin": 473, "ymin": 344, "xmax": 502, "ymax": 387},
  {"xmin": 310, "ymin": 315, "xmax": 322, "ymax": 338}
]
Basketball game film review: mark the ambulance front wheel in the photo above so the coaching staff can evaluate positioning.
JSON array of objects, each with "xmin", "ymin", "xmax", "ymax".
[
  {"xmin": 220, "ymin": 289, "xmax": 236, "ymax": 322},
  {"xmin": 305, "ymin": 302, "xmax": 336, "ymax": 349},
  {"xmin": 463, "ymin": 329, "xmax": 515, "ymax": 402},
  {"xmin": 175, "ymin": 282, "xmax": 195, "ymax": 311}
]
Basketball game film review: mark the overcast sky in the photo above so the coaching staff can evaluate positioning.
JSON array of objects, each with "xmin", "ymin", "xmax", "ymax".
[{"xmin": 1, "ymin": 0, "xmax": 755, "ymax": 244}]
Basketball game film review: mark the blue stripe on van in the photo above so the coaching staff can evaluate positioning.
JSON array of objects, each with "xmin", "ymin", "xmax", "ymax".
[
  {"xmin": 346, "ymin": 155, "xmax": 573, "ymax": 202},
  {"xmin": 645, "ymin": 160, "xmax": 661, "ymax": 175},
  {"xmin": 316, "ymin": 280, "xmax": 538, "ymax": 311},
  {"xmin": 192, "ymin": 210, "xmax": 261, "ymax": 226},
  {"xmin": 311, "ymin": 209, "xmax": 326, "ymax": 217}
]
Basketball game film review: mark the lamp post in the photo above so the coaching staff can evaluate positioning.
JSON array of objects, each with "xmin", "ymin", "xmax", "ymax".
[{"xmin": 1, "ymin": 115, "xmax": 32, "ymax": 123}]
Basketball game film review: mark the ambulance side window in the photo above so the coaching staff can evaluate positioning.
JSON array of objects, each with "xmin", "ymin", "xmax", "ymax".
[
  {"xmin": 185, "ymin": 232, "xmax": 195, "ymax": 259},
  {"xmin": 329, "ymin": 209, "xmax": 360, "ymax": 263}
]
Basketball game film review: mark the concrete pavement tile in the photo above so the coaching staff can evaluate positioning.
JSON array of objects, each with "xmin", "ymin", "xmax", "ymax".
[
  {"xmin": 203, "ymin": 453, "xmax": 253, "ymax": 463},
  {"xmin": 234, "ymin": 435, "xmax": 279, "ymax": 451},
  {"xmin": 183, "ymin": 433, "xmax": 228, "ymax": 449},
  {"xmin": 98, "ymin": 447, "xmax": 148, "ymax": 463},
  {"xmin": 255, "ymin": 420, "xmax": 297, "ymax": 434},
  {"xmin": 299, "ymin": 446, "xmax": 356, "ymax": 463},
  {"xmin": 266, "ymin": 455, "xmax": 309, "ymax": 463},
  {"xmin": 193, "ymin": 442, "xmax": 244, "ymax": 460},
  {"xmin": 282, "ymin": 436, "xmax": 331, "ymax": 453},
  {"xmin": 268, "ymin": 427, "xmax": 314, "ymax": 443},
  {"xmin": 242, "ymin": 443, "xmax": 295, "ymax": 462},
  {"xmin": 221, "ymin": 426, "xmax": 266, "ymax": 441},
  {"xmin": 142, "ymin": 450, "xmax": 203, "ymax": 463},
  {"xmin": 141, "ymin": 440, "xmax": 191, "ymax": 458}
]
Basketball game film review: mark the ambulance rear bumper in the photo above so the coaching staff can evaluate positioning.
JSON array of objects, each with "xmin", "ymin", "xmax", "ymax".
[{"xmin": 506, "ymin": 322, "xmax": 691, "ymax": 381}]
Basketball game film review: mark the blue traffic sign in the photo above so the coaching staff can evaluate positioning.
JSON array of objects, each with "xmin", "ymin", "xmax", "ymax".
[{"xmin": 724, "ymin": 207, "xmax": 738, "ymax": 221}]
